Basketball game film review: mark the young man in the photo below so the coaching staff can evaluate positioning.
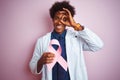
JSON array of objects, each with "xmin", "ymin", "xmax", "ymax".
[{"xmin": 29, "ymin": 1, "xmax": 103, "ymax": 80}]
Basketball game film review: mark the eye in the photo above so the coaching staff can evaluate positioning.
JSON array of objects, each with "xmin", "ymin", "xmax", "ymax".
[
  {"xmin": 54, "ymin": 16, "xmax": 59, "ymax": 20},
  {"xmin": 63, "ymin": 17, "xmax": 67, "ymax": 22}
]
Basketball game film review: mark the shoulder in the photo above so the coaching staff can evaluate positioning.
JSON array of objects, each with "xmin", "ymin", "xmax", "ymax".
[
  {"xmin": 35, "ymin": 32, "xmax": 51, "ymax": 48},
  {"xmin": 66, "ymin": 28, "xmax": 77, "ymax": 37},
  {"xmin": 37, "ymin": 32, "xmax": 51, "ymax": 41}
]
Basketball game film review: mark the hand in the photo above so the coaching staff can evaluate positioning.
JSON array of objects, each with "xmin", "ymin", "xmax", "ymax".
[
  {"xmin": 38, "ymin": 52, "xmax": 55, "ymax": 65},
  {"xmin": 37, "ymin": 52, "xmax": 55, "ymax": 73},
  {"xmin": 61, "ymin": 8, "xmax": 83, "ymax": 31},
  {"xmin": 60, "ymin": 8, "xmax": 76, "ymax": 27}
]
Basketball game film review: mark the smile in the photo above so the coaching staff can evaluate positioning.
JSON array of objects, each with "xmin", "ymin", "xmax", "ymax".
[{"xmin": 56, "ymin": 25, "xmax": 63, "ymax": 29}]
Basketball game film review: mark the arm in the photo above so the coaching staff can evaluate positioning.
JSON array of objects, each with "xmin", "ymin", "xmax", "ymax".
[
  {"xmin": 76, "ymin": 27, "xmax": 104, "ymax": 52},
  {"xmin": 62, "ymin": 8, "xmax": 103, "ymax": 51},
  {"xmin": 29, "ymin": 39, "xmax": 42, "ymax": 74},
  {"xmin": 29, "ymin": 39, "xmax": 55, "ymax": 74}
]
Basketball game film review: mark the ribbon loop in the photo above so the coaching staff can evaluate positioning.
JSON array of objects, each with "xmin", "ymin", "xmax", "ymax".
[{"xmin": 46, "ymin": 39, "xmax": 68, "ymax": 71}]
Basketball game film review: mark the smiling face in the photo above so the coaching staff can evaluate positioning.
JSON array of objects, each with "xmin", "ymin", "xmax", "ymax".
[{"xmin": 53, "ymin": 10, "xmax": 68, "ymax": 34}]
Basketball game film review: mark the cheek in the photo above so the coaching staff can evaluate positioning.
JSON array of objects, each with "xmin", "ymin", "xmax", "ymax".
[
  {"xmin": 53, "ymin": 20, "xmax": 57, "ymax": 24},
  {"xmin": 54, "ymin": 21, "xmax": 57, "ymax": 24},
  {"xmin": 52, "ymin": 20, "xmax": 55, "ymax": 26},
  {"xmin": 53, "ymin": 21, "xmax": 60, "ymax": 27}
]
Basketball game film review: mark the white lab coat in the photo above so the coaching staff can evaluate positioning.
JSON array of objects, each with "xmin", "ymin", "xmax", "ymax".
[{"xmin": 29, "ymin": 27, "xmax": 103, "ymax": 80}]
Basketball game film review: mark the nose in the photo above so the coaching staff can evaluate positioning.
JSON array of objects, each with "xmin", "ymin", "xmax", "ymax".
[{"xmin": 58, "ymin": 19, "xmax": 62, "ymax": 25}]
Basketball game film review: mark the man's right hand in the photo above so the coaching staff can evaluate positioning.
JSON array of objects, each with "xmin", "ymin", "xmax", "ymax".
[
  {"xmin": 37, "ymin": 52, "xmax": 55, "ymax": 73},
  {"xmin": 39, "ymin": 52, "xmax": 55, "ymax": 64}
]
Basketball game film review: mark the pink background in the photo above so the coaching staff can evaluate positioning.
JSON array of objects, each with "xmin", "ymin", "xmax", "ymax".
[{"xmin": 0, "ymin": 0, "xmax": 120, "ymax": 80}]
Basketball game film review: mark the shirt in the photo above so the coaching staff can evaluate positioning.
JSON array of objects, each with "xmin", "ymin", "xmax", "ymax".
[
  {"xmin": 51, "ymin": 30, "xmax": 70, "ymax": 80},
  {"xmin": 29, "ymin": 27, "xmax": 104, "ymax": 80}
]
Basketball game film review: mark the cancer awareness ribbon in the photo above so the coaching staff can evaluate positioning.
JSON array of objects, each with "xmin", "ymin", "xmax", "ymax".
[{"xmin": 46, "ymin": 39, "xmax": 68, "ymax": 71}]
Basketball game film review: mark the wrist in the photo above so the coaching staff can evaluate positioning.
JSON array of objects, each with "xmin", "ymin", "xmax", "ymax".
[
  {"xmin": 37, "ymin": 59, "xmax": 43, "ymax": 73},
  {"xmin": 73, "ymin": 23, "xmax": 84, "ymax": 31}
]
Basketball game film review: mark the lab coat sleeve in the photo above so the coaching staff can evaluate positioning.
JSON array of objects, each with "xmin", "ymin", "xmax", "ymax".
[
  {"xmin": 29, "ymin": 38, "xmax": 43, "ymax": 74},
  {"xmin": 76, "ymin": 27, "xmax": 104, "ymax": 52}
]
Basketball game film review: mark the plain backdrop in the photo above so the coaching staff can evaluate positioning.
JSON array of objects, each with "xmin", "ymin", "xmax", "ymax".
[{"xmin": 0, "ymin": 0, "xmax": 120, "ymax": 80}]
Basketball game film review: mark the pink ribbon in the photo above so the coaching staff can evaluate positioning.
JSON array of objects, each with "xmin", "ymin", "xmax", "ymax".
[{"xmin": 46, "ymin": 39, "xmax": 68, "ymax": 71}]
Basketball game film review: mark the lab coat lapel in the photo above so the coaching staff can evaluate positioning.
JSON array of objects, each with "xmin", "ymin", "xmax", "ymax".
[{"xmin": 65, "ymin": 30, "xmax": 73, "ymax": 79}]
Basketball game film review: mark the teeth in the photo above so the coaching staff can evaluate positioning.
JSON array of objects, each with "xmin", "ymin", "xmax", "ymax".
[{"xmin": 56, "ymin": 25, "xmax": 62, "ymax": 29}]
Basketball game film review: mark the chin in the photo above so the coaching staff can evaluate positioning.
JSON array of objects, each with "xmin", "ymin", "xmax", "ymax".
[{"xmin": 55, "ymin": 30, "xmax": 63, "ymax": 34}]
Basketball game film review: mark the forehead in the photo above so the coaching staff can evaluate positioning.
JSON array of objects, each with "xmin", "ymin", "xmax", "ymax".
[{"xmin": 55, "ymin": 10, "xmax": 67, "ymax": 16}]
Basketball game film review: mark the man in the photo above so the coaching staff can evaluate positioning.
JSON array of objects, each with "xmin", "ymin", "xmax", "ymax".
[{"xmin": 29, "ymin": 1, "xmax": 103, "ymax": 80}]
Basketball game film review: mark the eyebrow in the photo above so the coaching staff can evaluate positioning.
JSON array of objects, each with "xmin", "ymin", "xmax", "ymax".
[{"xmin": 57, "ymin": 11, "xmax": 67, "ymax": 15}]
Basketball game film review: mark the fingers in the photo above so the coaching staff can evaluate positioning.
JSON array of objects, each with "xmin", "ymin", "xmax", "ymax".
[
  {"xmin": 63, "ymin": 8, "xmax": 72, "ymax": 16},
  {"xmin": 60, "ymin": 15, "xmax": 69, "ymax": 25},
  {"xmin": 62, "ymin": 8, "xmax": 76, "ymax": 27},
  {"xmin": 43, "ymin": 52, "xmax": 55, "ymax": 57},
  {"xmin": 41, "ymin": 52, "xmax": 55, "ymax": 64},
  {"xmin": 63, "ymin": 8, "xmax": 74, "ymax": 23}
]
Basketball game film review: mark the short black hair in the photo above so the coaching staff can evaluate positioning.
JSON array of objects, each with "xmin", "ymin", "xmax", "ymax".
[{"xmin": 49, "ymin": 1, "xmax": 75, "ymax": 19}]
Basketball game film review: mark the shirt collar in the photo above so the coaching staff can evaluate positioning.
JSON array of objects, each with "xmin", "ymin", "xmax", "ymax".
[{"xmin": 52, "ymin": 29, "xmax": 67, "ymax": 40}]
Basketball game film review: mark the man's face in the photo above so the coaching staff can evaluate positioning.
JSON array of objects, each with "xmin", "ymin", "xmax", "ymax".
[{"xmin": 53, "ymin": 10, "xmax": 68, "ymax": 34}]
